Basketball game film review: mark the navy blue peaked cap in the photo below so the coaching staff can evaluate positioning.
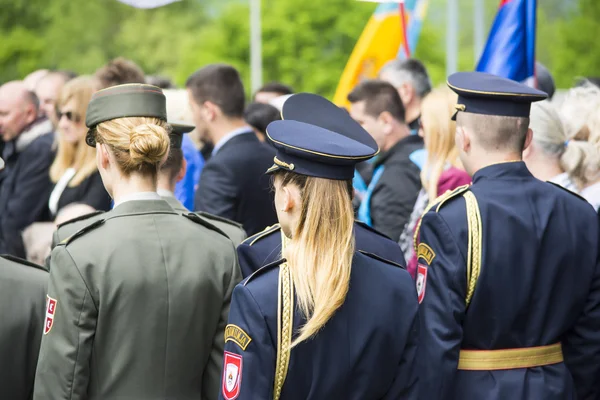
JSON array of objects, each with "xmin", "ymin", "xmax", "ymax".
[
  {"xmin": 281, "ymin": 93, "xmax": 378, "ymax": 153},
  {"xmin": 447, "ymin": 72, "xmax": 547, "ymax": 121},
  {"xmin": 266, "ymin": 120, "xmax": 377, "ymax": 180}
]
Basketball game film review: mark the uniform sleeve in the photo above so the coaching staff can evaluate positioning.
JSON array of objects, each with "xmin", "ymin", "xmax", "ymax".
[
  {"xmin": 218, "ymin": 284, "xmax": 276, "ymax": 400},
  {"xmin": 562, "ymin": 227, "xmax": 600, "ymax": 399},
  {"xmin": 417, "ymin": 212, "xmax": 467, "ymax": 400},
  {"xmin": 383, "ymin": 297, "xmax": 420, "ymax": 400},
  {"xmin": 33, "ymin": 246, "xmax": 97, "ymax": 400},
  {"xmin": 195, "ymin": 160, "xmax": 237, "ymax": 220},
  {"xmin": 203, "ymin": 251, "xmax": 242, "ymax": 400}
]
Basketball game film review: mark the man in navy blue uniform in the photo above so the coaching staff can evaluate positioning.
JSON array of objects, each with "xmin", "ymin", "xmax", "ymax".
[
  {"xmin": 237, "ymin": 93, "xmax": 406, "ymax": 278},
  {"xmin": 416, "ymin": 72, "xmax": 600, "ymax": 400}
]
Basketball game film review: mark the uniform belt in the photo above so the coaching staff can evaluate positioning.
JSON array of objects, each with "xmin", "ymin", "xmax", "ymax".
[{"xmin": 457, "ymin": 343, "xmax": 563, "ymax": 371}]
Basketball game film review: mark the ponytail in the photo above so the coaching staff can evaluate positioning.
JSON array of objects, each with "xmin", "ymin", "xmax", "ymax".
[{"xmin": 276, "ymin": 171, "xmax": 355, "ymax": 347}]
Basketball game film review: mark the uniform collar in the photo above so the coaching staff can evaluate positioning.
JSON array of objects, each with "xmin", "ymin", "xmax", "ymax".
[
  {"xmin": 107, "ymin": 197, "xmax": 176, "ymax": 219},
  {"xmin": 472, "ymin": 161, "xmax": 531, "ymax": 183},
  {"xmin": 113, "ymin": 191, "xmax": 161, "ymax": 208},
  {"xmin": 211, "ymin": 126, "xmax": 253, "ymax": 156}
]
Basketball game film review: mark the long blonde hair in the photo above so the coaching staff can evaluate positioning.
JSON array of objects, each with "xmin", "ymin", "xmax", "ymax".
[
  {"xmin": 420, "ymin": 88, "xmax": 462, "ymax": 200},
  {"xmin": 276, "ymin": 171, "xmax": 355, "ymax": 347},
  {"xmin": 49, "ymin": 76, "xmax": 98, "ymax": 186},
  {"xmin": 94, "ymin": 116, "xmax": 170, "ymax": 179}
]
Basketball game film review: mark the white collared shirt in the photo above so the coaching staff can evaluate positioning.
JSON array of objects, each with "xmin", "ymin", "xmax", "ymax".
[
  {"xmin": 211, "ymin": 126, "xmax": 253, "ymax": 156},
  {"xmin": 112, "ymin": 191, "xmax": 161, "ymax": 208}
]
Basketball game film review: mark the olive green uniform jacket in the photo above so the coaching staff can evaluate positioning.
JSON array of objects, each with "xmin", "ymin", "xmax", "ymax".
[
  {"xmin": 0, "ymin": 255, "xmax": 48, "ymax": 400},
  {"xmin": 34, "ymin": 199, "xmax": 241, "ymax": 399}
]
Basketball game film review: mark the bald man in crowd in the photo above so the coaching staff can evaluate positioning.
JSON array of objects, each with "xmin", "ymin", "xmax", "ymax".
[{"xmin": 0, "ymin": 81, "xmax": 54, "ymax": 257}]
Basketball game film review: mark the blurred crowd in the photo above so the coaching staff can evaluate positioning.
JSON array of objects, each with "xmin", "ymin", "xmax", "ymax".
[{"xmin": 1, "ymin": 56, "xmax": 599, "ymax": 269}]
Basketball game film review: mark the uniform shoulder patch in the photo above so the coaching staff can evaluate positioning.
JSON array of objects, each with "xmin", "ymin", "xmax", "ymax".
[
  {"xmin": 183, "ymin": 213, "xmax": 229, "ymax": 238},
  {"xmin": 0, "ymin": 254, "xmax": 48, "ymax": 272},
  {"xmin": 358, "ymin": 250, "xmax": 405, "ymax": 269},
  {"xmin": 244, "ymin": 258, "xmax": 286, "ymax": 286},
  {"xmin": 222, "ymin": 351, "xmax": 243, "ymax": 399},
  {"xmin": 546, "ymin": 181, "xmax": 590, "ymax": 204},
  {"xmin": 195, "ymin": 211, "xmax": 244, "ymax": 229},
  {"xmin": 60, "ymin": 219, "xmax": 105, "ymax": 246},
  {"xmin": 354, "ymin": 220, "xmax": 394, "ymax": 240},
  {"xmin": 224, "ymin": 324, "xmax": 252, "ymax": 350},
  {"xmin": 241, "ymin": 224, "xmax": 281, "ymax": 246},
  {"xmin": 55, "ymin": 210, "xmax": 105, "ymax": 229},
  {"xmin": 432, "ymin": 184, "xmax": 471, "ymax": 212},
  {"xmin": 417, "ymin": 242, "xmax": 436, "ymax": 264}
]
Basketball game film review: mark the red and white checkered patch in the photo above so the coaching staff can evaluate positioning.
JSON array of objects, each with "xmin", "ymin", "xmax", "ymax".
[{"xmin": 44, "ymin": 295, "xmax": 57, "ymax": 335}]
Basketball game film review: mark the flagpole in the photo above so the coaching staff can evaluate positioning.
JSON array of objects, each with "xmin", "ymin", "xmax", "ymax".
[
  {"xmin": 446, "ymin": 0, "xmax": 458, "ymax": 76},
  {"xmin": 250, "ymin": 0, "xmax": 263, "ymax": 93},
  {"xmin": 474, "ymin": 0, "xmax": 485, "ymax": 62}
]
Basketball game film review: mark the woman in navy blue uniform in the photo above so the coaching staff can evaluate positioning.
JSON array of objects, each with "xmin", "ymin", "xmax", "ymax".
[
  {"xmin": 218, "ymin": 117, "xmax": 419, "ymax": 400},
  {"xmin": 237, "ymin": 93, "xmax": 406, "ymax": 278}
]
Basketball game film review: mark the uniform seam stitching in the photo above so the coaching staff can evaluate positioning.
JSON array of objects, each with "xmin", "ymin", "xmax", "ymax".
[{"xmin": 152, "ymin": 215, "xmax": 170, "ymax": 398}]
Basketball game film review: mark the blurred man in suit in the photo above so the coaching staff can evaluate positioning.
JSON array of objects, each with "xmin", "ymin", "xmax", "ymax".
[
  {"xmin": 186, "ymin": 64, "xmax": 277, "ymax": 235},
  {"xmin": 0, "ymin": 81, "xmax": 54, "ymax": 257}
]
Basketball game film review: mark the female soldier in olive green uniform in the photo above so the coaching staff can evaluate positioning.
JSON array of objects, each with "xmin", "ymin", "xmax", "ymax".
[{"xmin": 34, "ymin": 84, "xmax": 242, "ymax": 400}]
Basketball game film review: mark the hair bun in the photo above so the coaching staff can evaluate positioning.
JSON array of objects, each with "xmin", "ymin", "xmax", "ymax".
[{"xmin": 129, "ymin": 123, "xmax": 170, "ymax": 166}]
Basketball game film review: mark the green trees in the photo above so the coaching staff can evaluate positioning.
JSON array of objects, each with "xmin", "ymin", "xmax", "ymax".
[{"xmin": 0, "ymin": 0, "xmax": 596, "ymax": 94}]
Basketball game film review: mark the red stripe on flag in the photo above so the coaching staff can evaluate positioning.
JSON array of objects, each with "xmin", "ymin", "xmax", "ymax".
[
  {"xmin": 499, "ymin": 0, "xmax": 512, "ymax": 7},
  {"xmin": 398, "ymin": 2, "xmax": 411, "ymax": 58}
]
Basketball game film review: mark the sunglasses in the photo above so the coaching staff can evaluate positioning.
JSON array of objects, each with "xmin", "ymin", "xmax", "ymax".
[{"xmin": 56, "ymin": 110, "xmax": 81, "ymax": 123}]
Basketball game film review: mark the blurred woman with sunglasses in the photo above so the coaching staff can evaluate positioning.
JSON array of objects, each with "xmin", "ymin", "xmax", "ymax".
[{"xmin": 48, "ymin": 76, "xmax": 111, "ymax": 218}]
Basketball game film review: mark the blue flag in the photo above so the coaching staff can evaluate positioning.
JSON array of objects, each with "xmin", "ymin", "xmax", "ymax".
[{"xmin": 476, "ymin": 0, "xmax": 537, "ymax": 84}]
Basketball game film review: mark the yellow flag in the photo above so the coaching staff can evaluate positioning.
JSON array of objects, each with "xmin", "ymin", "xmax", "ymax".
[{"xmin": 334, "ymin": 2, "xmax": 407, "ymax": 107}]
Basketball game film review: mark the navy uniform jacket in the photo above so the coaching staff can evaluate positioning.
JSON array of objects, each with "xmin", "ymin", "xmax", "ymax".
[
  {"xmin": 237, "ymin": 221, "xmax": 406, "ymax": 278},
  {"xmin": 219, "ymin": 251, "xmax": 419, "ymax": 400},
  {"xmin": 417, "ymin": 162, "xmax": 600, "ymax": 400}
]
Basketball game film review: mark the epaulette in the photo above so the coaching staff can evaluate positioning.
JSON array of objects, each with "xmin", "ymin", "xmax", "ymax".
[
  {"xmin": 413, "ymin": 184, "xmax": 471, "ymax": 261},
  {"xmin": 430, "ymin": 184, "xmax": 471, "ymax": 212},
  {"xmin": 59, "ymin": 219, "xmax": 105, "ymax": 246},
  {"xmin": 244, "ymin": 258, "xmax": 286, "ymax": 286},
  {"xmin": 358, "ymin": 250, "xmax": 405, "ymax": 269},
  {"xmin": 241, "ymin": 224, "xmax": 281, "ymax": 246},
  {"xmin": 55, "ymin": 210, "xmax": 105, "ymax": 229},
  {"xmin": 195, "ymin": 211, "xmax": 244, "ymax": 230},
  {"xmin": 547, "ymin": 181, "xmax": 590, "ymax": 204},
  {"xmin": 354, "ymin": 220, "xmax": 393, "ymax": 241},
  {"xmin": 0, "ymin": 254, "xmax": 48, "ymax": 272},
  {"xmin": 182, "ymin": 213, "xmax": 228, "ymax": 238}
]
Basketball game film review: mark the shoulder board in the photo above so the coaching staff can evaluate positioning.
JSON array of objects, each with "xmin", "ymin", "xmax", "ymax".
[
  {"xmin": 195, "ymin": 211, "xmax": 244, "ymax": 229},
  {"xmin": 244, "ymin": 258, "xmax": 286, "ymax": 286},
  {"xmin": 182, "ymin": 213, "xmax": 229, "ymax": 238},
  {"xmin": 0, "ymin": 254, "xmax": 48, "ymax": 272},
  {"xmin": 358, "ymin": 250, "xmax": 405, "ymax": 269},
  {"xmin": 56, "ymin": 210, "xmax": 105, "ymax": 229},
  {"xmin": 432, "ymin": 184, "xmax": 471, "ymax": 213},
  {"xmin": 547, "ymin": 181, "xmax": 590, "ymax": 204},
  {"xmin": 354, "ymin": 220, "xmax": 393, "ymax": 240},
  {"xmin": 60, "ymin": 219, "xmax": 105, "ymax": 246},
  {"xmin": 241, "ymin": 224, "xmax": 281, "ymax": 246}
]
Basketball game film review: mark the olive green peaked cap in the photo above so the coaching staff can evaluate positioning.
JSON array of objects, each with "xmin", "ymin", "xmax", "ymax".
[{"xmin": 85, "ymin": 83, "xmax": 168, "ymax": 147}]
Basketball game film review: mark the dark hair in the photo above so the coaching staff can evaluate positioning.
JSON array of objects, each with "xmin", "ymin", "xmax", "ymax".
[
  {"xmin": 95, "ymin": 57, "xmax": 145, "ymax": 89},
  {"xmin": 347, "ymin": 79, "xmax": 406, "ymax": 122},
  {"xmin": 244, "ymin": 102, "xmax": 281, "ymax": 136},
  {"xmin": 185, "ymin": 64, "xmax": 245, "ymax": 118},
  {"xmin": 458, "ymin": 113, "xmax": 530, "ymax": 153},
  {"xmin": 160, "ymin": 147, "xmax": 184, "ymax": 182},
  {"xmin": 254, "ymin": 82, "xmax": 294, "ymax": 98},
  {"xmin": 146, "ymin": 75, "xmax": 175, "ymax": 89},
  {"xmin": 535, "ymin": 62, "xmax": 555, "ymax": 100},
  {"xmin": 379, "ymin": 58, "xmax": 432, "ymax": 98}
]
